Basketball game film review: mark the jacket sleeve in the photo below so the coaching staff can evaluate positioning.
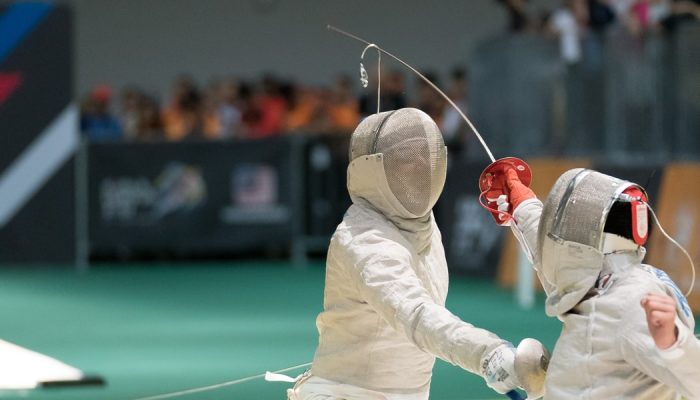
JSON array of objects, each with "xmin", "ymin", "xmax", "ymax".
[
  {"xmin": 618, "ymin": 295, "xmax": 700, "ymax": 399},
  {"xmin": 655, "ymin": 322, "xmax": 700, "ymax": 398},
  {"xmin": 337, "ymin": 231, "xmax": 507, "ymax": 375},
  {"xmin": 511, "ymin": 199, "xmax": 542, "ymax": 263},
  {"xmin": 511, "ymin": 199, "xmax": 556, "ymax": 296}
]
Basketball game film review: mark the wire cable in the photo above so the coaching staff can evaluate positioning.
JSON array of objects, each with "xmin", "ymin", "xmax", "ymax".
[
  {"xmin": 130, "ymin": 362, "xmax": 311, "ymax": 400},
  {"xmin": 328, "ymin": 24, "xmax": 496, "ymax": 162},
  {"xmin": 647, "ymin": 204, "xmax": 696, "ymax": 296}
]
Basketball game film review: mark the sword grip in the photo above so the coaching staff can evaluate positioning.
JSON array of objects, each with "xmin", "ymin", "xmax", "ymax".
[{"xmin": 506, "ymin": 389, "xmax": 526, "ymax": 400}]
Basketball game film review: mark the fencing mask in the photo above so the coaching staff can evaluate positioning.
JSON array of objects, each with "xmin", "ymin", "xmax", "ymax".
[
  {"xmin": 347, "ymin": 108, "xmax": 447, "ymax": 219},
  {"xmin": 537, "ymin": 168, "xmax": 647, "ymax": 316}
]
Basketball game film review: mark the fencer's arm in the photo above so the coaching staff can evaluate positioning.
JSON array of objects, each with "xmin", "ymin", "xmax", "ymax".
[
  {"xmin": 510, "ymin": 199, "xmax": 542, "ymax": 264},
  {"xmin": 509, "ymin": 200, "xmax": 556, "ymax": 296},
  {"xmin": 619, "ymin": 301, "xmax": 700, "ymax": 398},
  {"xmin": 502, "ymin": 167, "xmax": 542, "ymax": 265},
  {"xmin": 654, "ymin": 321, "xmax": 700, "ymax": 397},
  {"xmin": 338, "ymin": 239, "xmax": 507, "ymax": 375}
]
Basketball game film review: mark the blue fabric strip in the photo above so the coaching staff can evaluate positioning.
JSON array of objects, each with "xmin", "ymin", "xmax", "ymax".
[{"xmin": 0, "ymin": 2, "xmax": 52, "ymax": 64}]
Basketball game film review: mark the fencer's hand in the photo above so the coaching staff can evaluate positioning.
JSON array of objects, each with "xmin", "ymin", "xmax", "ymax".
[
  {"xmin": 480, "ymin": 343, "xmax": 520, "ymax": 394},
  {"xmin": 505, "ymin": 169, "xmax": 536, "ymax": 211},
  {"xmin": 641, "ymin": 293, "xmax": 678, "ymax": 349}
]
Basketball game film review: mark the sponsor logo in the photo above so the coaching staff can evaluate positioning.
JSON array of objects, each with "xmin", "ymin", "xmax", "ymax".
[
  {"xmin": 100, "ymin": 162, "xmax": 206, "ymax": 222},
  {"xmin": 219, "ymin": 163, "xmax": 289, "ymax": 224},
  {"xmin": 652, "ymin": 267, "xmax": 692, "ymax": 318}
]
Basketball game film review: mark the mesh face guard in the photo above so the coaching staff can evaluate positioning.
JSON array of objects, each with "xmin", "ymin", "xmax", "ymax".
[
  {"xmin": 537, "ymin": 169, "xmax": 652, "ymax": 315},
  {"xmin": 537, "ymin": 168, "xmax": 646, "ymax": 259},
  {"xmin": 349, "ymin": 108, "xmax": 447, "ymax": 216}
]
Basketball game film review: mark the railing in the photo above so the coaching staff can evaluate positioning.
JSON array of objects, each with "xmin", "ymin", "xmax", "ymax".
[{"xmin": 467, "ymin": 25, "xmax": 700, "ymax": 161}]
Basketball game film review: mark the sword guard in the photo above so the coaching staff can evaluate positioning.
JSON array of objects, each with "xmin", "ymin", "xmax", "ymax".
[{"xmin": 479, "ymin": 157, "xmax": 532, "ymax": 225}]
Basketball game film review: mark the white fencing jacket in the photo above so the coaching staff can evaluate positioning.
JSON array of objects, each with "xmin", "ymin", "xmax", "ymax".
[
  {"xmin": 303, "ymin": 155, "xmax": 507, "ymax": 398},
  {"xmin": 513, "ymin": 200, "xmax": 700, "ymax": 400}
]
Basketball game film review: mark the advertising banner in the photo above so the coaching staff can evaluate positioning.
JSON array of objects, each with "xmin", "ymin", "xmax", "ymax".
[
  {"xmin": 0, "ymin": 4, "xmax": 75, "ymax": 263},
  {"xmin": 88, "ymin": 139, "xmax": 297, "ymax": 258}
]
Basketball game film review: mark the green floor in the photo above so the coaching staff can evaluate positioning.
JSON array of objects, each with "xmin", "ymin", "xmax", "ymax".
[{"xmin": 0, "ymin": 262, "xmax": 686, "ymax": 400}]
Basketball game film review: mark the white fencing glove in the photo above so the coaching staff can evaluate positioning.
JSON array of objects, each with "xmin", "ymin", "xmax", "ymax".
[{"xmin": 480, "ymin": 343, "xmax": 520, "ymax": 394}]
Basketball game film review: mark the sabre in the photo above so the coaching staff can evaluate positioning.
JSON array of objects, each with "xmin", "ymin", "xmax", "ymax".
[
  {"xmin": 327, "ymin": 24, "xmax": 496, "ymax": 163},
  {"xmin": 327, "ymin": 24, "xmax": 534, "ymax": 228}
]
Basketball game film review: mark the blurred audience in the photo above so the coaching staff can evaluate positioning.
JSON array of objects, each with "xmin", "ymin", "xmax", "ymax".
[
  {"xmin": 161, "ymin": 75, "xmax": 203, "ymax": 141},
  {"xmin": 440, "ymin": 68, "xmax": 470, "ymax": 152},
  {"xmin": 201, "ymin": 79, "xmax": 223, "ymax": 139},
  {"xmin": 496, "ymin": 0, "xmax": 537, "ymax": 32},
  {"xmin": 548, "ymin": 0, "xmax": 589, "ymax": 64},
  {"xmin": 217, "ymin": 78, "xmax": 244, "ymax": 139},
  {"xmin": 119, "ymin": 87, "xmax": 142, "ymax": 140},
  {"xmin": 588, "ymin": 0, "xmax": 617, "ymax": 31},
  {"xmin": 413, "ymin": 70, "xmax": 445, "ymax": 124},
  {"xmin": 134, "ymin": 95, "xmax": 164, "ymax": 141},
  {"xmin": 325, "ymin": 74, "xmax": 360, "ymax": 134},
  {"xmin": 284, "ymin": 85, "xmax": 324, "ymax": 133},
  {"xmin": 80, "ymin": 84, "xmax": 122, "ymax": 141},
  {"xmin": 663, "ymin": 0, "xmax": 700, "ymax": 30},
  {"xmin": 359, "ymin": 68, "xmax": 408, "ymax": 116},
  {"xmin": 80, "ymin": 0, "xmax": 698, "ymax": 145},
  {"xmin": 248, "ymin": 74, "xmax": 287, "ymax": 138}
]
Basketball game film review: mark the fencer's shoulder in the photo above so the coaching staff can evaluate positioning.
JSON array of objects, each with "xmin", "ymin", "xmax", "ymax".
[
  {"xmin": 332, "ymin": 205, "xmax": 409, "ymax": 250},
  {"xmin": 622, "ymin": 266, "xmax": 669, "ymax": 291},
  {"xmin": 637, "ymin": 264, "xmax": 694, "ymax": 321},
  {"xmin": 603, "ymin": 267, "xmax": 662, "ymax": 311},
  {"xmin": 633, "ymin": 264, "xmax": 684, "ymax": 295},
  {"xmin": 612, "ymin": 265, "xmax": 691, "ymax": 321}
]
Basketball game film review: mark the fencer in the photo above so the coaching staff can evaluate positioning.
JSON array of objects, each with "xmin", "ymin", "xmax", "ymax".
[
  {"xmin": 288, "ymin": 108, "xmax": 538, "ymax": 400},
  {"xmin": 487, "ymin": 166, "xmax": 700, "ymax": 399}
]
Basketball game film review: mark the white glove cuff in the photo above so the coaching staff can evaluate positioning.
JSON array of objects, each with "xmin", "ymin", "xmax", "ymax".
[
  {"xmin": 513, "ymin": 198, "xmax": 542, "ymax": 217},
  {"xmin": 480, "ymin": 343, "xmax": 519, "ymax": 394}
]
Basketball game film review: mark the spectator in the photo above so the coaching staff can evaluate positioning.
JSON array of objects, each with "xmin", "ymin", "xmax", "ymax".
[
  {"xmin": 629, "ymin": 0, "xmax": 674, "ymax": 34},
  {"xmin": 440, "ymin": 67, "xmax": 469, "ymax": 153},
  {"xmin": 606, "ymin": 0, "xmax": 661, "ymax": 35},
  {"xmin": 412, "ymin": 70, "xmax": 444, "ymax": 124},
  {"xmin": 202, "ymin": 79, "xmax": 223, "ymax": 139},
  {"xmin": 605, "ymin": 0, "xmax": 699, "ymax": 35},
  {"xmin": 119, "ymin": 87, "xmax": 143, "ymax": 140},
  {"xmin": 80, "ymin": 84, "xmax": 122, "ymax": 141},
  {"xmin": 661, "ymin": 0, "xmax": 700, "ymax": 31},
  {"xmin": 134, "ymin": 95, "xmax": 164, "ymax": 141},
  {"xmin": 588, "ymin": 0, "xmax": 617, "ymax": 31},
  {"xmin": 238, "ymin": 82, "xmax": 261, "ymax": 138},
  {"xmin": 248, "ymin": 74, "xmax": 287, "ymax": 138},
  {"xmin": 284, "ymin": 85, "xmax": 323, "ymax": 133},
  {"xmin": 325, "ymin": 74, "xmax": 359, "ymax": 134},
  {"xmin": 217, "ymin": 78, "xmax": 244, "ymax": 139},
  {"xmin": 161, "ymin": 75, "xmax": 203, "ymax": 141},
  {"xmin": 585, "ymin": 0, "xmax": 616, "ymax": 68},
  {"xmin": 496, "ymin": 0, "xmax": 536, "ymax": 32},
  {"xmin": 548, "ymin": 0, "xmax": 589, "ymax": 64},
  {"xmin": 359, "ymin": 68, "xmax": 407, "ymax": 116}
]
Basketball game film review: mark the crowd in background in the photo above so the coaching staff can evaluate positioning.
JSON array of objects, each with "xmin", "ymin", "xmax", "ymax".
[
  {"xmin": 498, "ymin": 0, "xmax": 700, "ymax": 63},
  {"xmin": 81, "ymin": 0, "xmax": 699, "ymax": 146},
  {"xmin": 79, "ymin": 68, "xmax": 471, "ymax": 150}
]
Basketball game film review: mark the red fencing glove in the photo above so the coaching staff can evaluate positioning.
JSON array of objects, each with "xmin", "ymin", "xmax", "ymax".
[
  {"xmin": 505, "ymin": 168, "xmax": 536, "ymax": 212},
  {"xmin": 479, "ymin": 157, "xmax": 532, "ymax": 225}
]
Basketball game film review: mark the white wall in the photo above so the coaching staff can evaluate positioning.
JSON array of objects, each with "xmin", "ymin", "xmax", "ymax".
[{"xmin": 68, "ymin": 0, "xmax": 559, "ymax": 98}]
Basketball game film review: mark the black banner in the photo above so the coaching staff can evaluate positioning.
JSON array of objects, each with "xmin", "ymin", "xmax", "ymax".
[
  {"xmin": 88, "ymin": 139, "xmax": 299, "ymax": 258},
  {"xmin": 436, "ymin": 159, "xmax": 504, "ymax": 277},
  {"xmin": 303, "ymin": 136, "xmax": 351, "ymax": 238},
  {"xmin": 0, "ymin": 4, "xmax": 75, "ymax": 263}
]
